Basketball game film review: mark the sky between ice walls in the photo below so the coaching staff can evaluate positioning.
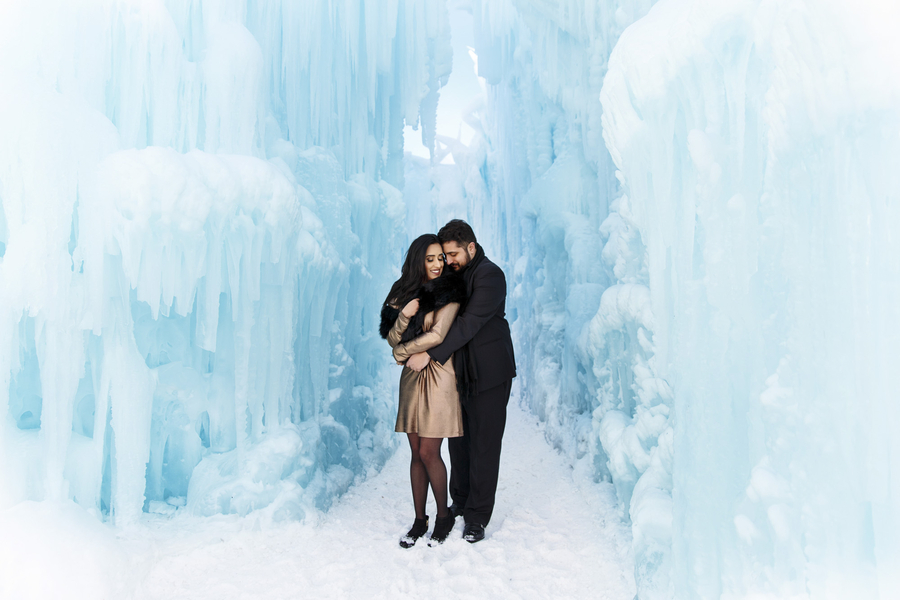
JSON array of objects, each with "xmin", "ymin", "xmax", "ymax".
[
  {"xmin": 0, "ymin": 0, "xmax": 452, "ymax": 527},
  {"xmin": 453, "ymin": 0, "xmax": 900, "ymax": 598}
]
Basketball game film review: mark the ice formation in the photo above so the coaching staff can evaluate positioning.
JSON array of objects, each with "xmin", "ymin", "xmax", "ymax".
[
  {"xmin": 447, "ymin": 0, "xmax": 900, "ymax": 598},
  {"xmin": 600, "ymin": 1, "xmax": 900, "ymax": 596},
  {"xmin": 0, "ymin": 0, "xmax": 450, "ymax": 525},
  {"xmin": 3, "ymin": 0, "xmax": 900, "ymax": 598}
]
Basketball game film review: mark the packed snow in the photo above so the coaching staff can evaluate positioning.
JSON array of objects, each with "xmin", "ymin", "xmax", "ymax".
[{"xmin": 0, "ymin": 399, "xmax": 635, "ymax": 600}]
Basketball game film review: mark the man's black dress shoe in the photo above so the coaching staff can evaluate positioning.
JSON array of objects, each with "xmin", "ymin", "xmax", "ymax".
[
  {"xmin": 449, "ymin": 503, "xmax": 464, "ymax": 518},
  {"xmin": 463, "ymin": 523, "xmax": 485, "ymax": 543}
]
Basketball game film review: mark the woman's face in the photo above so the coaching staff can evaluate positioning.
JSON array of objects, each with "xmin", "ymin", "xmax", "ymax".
[{"xmin": 424, "ymin": 243, "xmax": 444, "ymax": 280}]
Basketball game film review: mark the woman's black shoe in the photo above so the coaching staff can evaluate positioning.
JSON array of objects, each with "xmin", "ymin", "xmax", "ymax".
[
  {"xmin": 463, "ymin": 523, "xmax": 485, "ymax": 543},
  {"xmin": 399, "ymin": 516, "xmax": 429, "ymax": 548},
  {"xmin": 428, "ymin": 513, "xmax": 456, "ymax": 546}
]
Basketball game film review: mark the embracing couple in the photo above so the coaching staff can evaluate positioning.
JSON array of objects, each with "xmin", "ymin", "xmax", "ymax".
[{"xmin": 379, "ymin": 219, "xmax": 516, "ymax": 547}]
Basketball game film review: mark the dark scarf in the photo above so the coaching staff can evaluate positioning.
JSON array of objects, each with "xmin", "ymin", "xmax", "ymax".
[
  {"xmin": 379, "ymin": 270, "xmax": 467, "ymax": 343},
  {"xmin": 453, "ymin": 244, "xmax": 486, "ymax": 398}
]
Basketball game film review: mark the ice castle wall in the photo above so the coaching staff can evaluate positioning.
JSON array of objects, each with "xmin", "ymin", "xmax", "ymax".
[
  {"xmin": 463, "ymin": 0, "xmax": 900, "ymax": 598},
  {"xmin": 0, "ymin": 0, "xmax": 450, "ymax": 525},
  {"xmin": 449, "ymin": 0, "xmax": 670, "ymax": 595},
  {"xmin": 600, "ymin": 0, "xmax": 900, "ymax": 596}
]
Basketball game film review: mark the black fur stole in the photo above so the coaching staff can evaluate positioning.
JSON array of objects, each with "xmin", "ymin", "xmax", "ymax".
[{"xmin": 379, "ymin": 271, "xmax": 467, "ymax": 343}]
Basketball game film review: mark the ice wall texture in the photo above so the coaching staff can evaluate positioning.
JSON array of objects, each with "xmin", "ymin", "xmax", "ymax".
[
  {"xmin": 601, "ymin": 0, "xmax": 900, "ymax": 597},
  {"xmin": 0, "ymin": 0, "xmax": 450, "ymax": 525},
  {"xmin": 463, "ymin": 0, "xmax": 667, "ymax": 595},
  {"xmin": 471, "ymin": 0, "xmax": 900, "ymax": 598}
]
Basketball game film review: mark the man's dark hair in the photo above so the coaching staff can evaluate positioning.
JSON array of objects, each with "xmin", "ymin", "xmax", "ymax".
[{"xmin": 438, "ymin": 219, "xmax": 477, "ymax": 247}]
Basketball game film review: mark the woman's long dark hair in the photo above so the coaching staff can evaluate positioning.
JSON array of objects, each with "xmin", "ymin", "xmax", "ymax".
[{"xmin": 383, "ymin": 234, "xmax": 441, "ymax": 308}]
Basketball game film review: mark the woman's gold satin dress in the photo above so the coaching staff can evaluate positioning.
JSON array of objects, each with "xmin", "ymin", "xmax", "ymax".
[{"xmin": 387, "ymin": 303, "xmax": 463, "ymax": 439}]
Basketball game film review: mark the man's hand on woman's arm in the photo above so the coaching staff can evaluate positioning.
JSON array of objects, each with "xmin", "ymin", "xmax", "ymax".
[{"xmin": 428, "ymin": 268, "xmax": 506, "ymax": 364}]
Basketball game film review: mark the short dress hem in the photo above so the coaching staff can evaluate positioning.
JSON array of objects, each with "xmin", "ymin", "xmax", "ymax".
[{"xmin": 389, "ymin": 304, "xmax": 463, "ymax": 439}]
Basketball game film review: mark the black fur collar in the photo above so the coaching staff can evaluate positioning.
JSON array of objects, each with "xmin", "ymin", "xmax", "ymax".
[{"xmin": 379, "ymin": 271, "xmax": 467, "ymax": 340}]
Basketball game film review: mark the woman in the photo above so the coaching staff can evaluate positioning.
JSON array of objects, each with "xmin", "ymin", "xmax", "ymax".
[{"xmin": 380, "ymin": 234, "xmax": 467, "ymax": 547}]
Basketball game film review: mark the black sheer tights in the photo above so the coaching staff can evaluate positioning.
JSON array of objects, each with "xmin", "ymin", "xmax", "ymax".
[{"xmin": 407, "ymin": 433, "xmax": 449, "ymax": 520}]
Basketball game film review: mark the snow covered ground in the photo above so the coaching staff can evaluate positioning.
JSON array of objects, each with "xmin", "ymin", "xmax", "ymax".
[
  {"xmin": 130, "ymin": 397, "xmax": 634, "ymax": 600},
  {"xmin": 1, "ymin": 396, "xmax": 635, "ymax": 599}
]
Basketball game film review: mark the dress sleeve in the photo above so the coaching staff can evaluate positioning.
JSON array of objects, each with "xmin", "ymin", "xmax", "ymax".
[
  {"xmin": 393, "ymin": 303, "xmax": 460, "ymax": 362},
  {"xmin": 387, "ymin": 312, "xmax": 411, "ymax": 348}
]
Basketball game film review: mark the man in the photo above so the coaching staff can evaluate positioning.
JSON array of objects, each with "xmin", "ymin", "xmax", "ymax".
[{"xmin": 405, "ymin": 219, "xmax": 516, "ymax": 543}]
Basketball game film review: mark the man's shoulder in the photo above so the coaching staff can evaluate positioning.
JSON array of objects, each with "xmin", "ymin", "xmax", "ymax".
[{"xmin": 475, "ymin": 256, "xmax": 505, "ymax": 279}]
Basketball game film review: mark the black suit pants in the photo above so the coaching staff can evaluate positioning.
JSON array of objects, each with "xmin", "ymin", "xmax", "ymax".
[{"xmin": 448, "ymin": 379, "xmax": 512, "ymax": 527}]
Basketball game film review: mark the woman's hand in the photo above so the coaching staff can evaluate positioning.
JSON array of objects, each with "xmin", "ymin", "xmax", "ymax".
[{"xmin": 402, "ymin": 299, "xmax": 419, "ymax": 318}]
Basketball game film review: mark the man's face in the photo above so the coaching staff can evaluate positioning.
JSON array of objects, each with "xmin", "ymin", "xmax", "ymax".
[{"xmin": 442, "ymin": 241, "xmax": 475, "ymax": 271}]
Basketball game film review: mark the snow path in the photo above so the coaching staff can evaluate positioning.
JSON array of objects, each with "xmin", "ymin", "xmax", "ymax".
[{"xmin": 131, "ymin": 400, "xmax": 636, "ymax": 600}]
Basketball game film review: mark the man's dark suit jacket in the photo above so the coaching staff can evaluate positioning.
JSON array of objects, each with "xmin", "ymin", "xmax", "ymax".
[{"xmin": 427, "ymin": 255, "xmax": 516, "ymax": 394}]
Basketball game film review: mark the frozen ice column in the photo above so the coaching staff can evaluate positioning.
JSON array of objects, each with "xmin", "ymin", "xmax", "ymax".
[
  {"xmin": 0, "ymin": 0, "xmax": 451, "ymax": 523},
  {"xmin": 601, "ymin": 0, "xmax": 900, "ymax": 596}
]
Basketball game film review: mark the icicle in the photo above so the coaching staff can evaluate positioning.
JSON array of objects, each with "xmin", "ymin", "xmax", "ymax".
[{"xmin": 1, "ymin": 0, "xmax": 445, "ymax": 523}]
